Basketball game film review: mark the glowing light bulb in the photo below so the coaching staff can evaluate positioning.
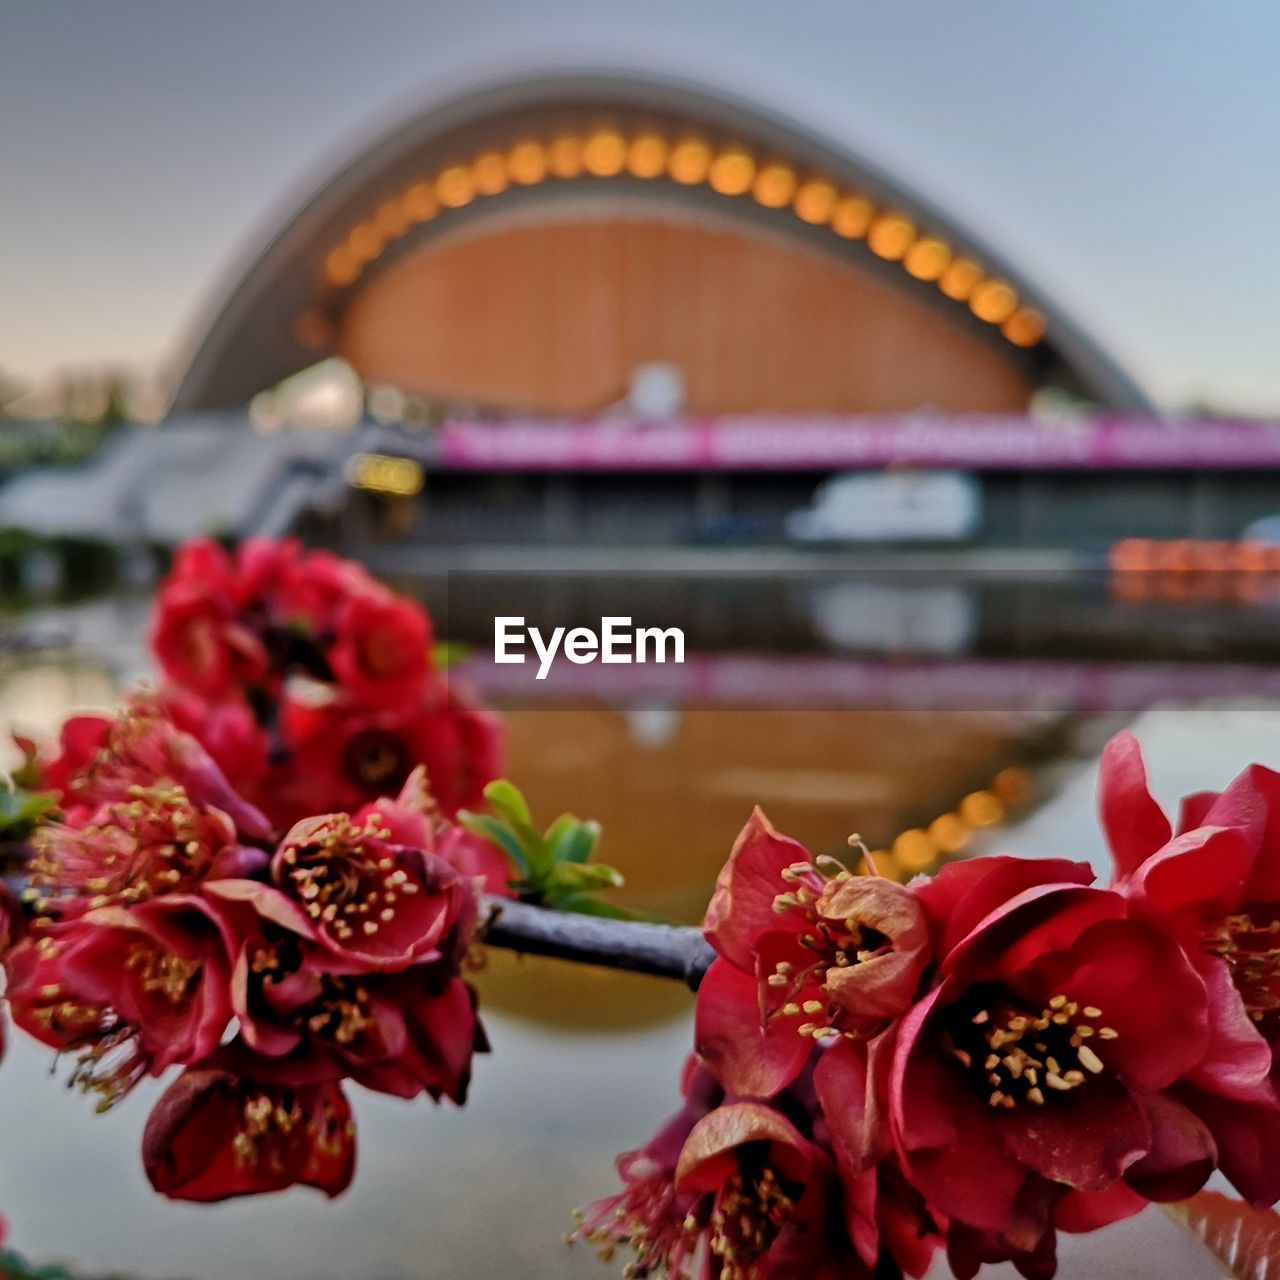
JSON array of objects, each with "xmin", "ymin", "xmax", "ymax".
[
  {"xmin": 374, "ymin": 199, "xmax": 409, "ymax": 239},
  {"xmin": 346, "ymin": 221, "xmax": 384, "ymax": 264},
  {"xmin": 970, "ymin": 280, "xmax": 1018, "ymax": 325},
  {"xmin": 831, "ymin": 195, "xmax": 875, "ymax": 239},
  {"xmin": 668, "ymin": 138, "xmax": 712, "ymax": 185},
  {"xmin": 626, "ymin": 133, "xmax": 668, "ymax": 178},
  {"xmin": 472, "ymin": 151, "xmax": 509, "ymax": 196},
  {"xmin": 548, "ymin": 135, "xmax": 584, "ymax": 179},
  {"xmin": 436, "ymin": 165, "xmax": 475, "ymax": 208},
  {"xmin": 583, "ymin": 129, "xmax": 627, "ymax": 177},
  {"xmin": 904, "ymin": 237, "xmax": 952, "ymax": 281},
  {"xmin": 708, "ymin": 148, "xmax": 756, "ymax": 195},
  {"xmin": 793, "ymin": 179, "xmax": 838, "ymax": 225},
  {"xmin": 939, "ymin": 257, "xmax": 983, "ymax": 302},
  {"xmin": 753, "ymin": 163, "xmax": 797, "ymax": 208},
  {"xmin": 868, "ymin": 213, "xmax": 915, "ymax": 260},
  {"xmin": 959, "ymin": 791, "xmax": 1004, "ymax": 827},
  {"xmin": 894, "ymin": 828, "xmax": 938, "ymax": 872},
  {"xmin": 324, "ymin": 247, "xmax": 359, "ymax": 287},
  {"xmin": 507, "ymin": 140, "xmax": 547, "ymax": 186},
  {"xmin": 1002, "ymin": 308, "xmax": 1046, "ymax": 347},
  {"xmin": 403, "ymin": 181, "xmax": 438, "ymax": 223}
]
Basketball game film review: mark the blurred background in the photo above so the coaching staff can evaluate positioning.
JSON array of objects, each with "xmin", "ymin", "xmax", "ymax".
[{"xmin": 2, "ymin": 2, "xmax": 1280, "ymax": 1276}]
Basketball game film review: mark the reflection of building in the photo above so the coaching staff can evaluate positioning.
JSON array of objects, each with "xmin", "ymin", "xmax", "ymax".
[{"xmin": 174, "ymin": 73, "xmax": 1147, "ymax": 416}]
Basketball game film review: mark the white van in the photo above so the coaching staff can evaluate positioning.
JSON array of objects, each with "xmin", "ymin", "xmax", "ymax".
[{"xmin": 785, "ymin": 470, "xmax": 982, "ymax": 543}]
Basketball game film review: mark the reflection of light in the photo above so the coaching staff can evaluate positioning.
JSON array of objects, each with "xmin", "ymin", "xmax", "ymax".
[
  {"xmin": 625, "ymin": 704, "xmax": 682, "ymax": 748},
  {"xmin": 472, "ymin": 151, "xmax": 509, "ymax": 196},
  {"xmin": 868, "ymin": 213, "xmax": 915, "ymax": 260},
  {"xmin": 344, "ymin": 452, "xmax": 424, "ymax": 497},
  {"xmin": 668, "ymin": 138, "xmax": 711, "ymax": 184},
  {"xmin": 970, "ymin": 280, "xmax": 1018, "ymax": 324},
  {"xmin": 1003, "ymin": 308, "xmax": 1046, "ymax": 347},
  {"xmin": 959, "ymin": 790, "xmax": 1004, "ymax": 826},
  {"xmin": 708, "ymin": 148, "xmax": 755, "ymax": 195},
  {"xmin": 436, "ymin": 165, "xmax": 474, "ymax": 208},
  {"xmin": 402, "ymin": 181, "xmax": 438, "ymax": 222},
  {"xmin": 831, "ymin": 195, "xmax": 875, "ymax": 239},
  {"xmin": 507, "ymin": 140, "xmax": 547, "ymax": 185},
  {"xmin": 939, "ymin": 257, "xmax": 983, "ymax": 301},
  {"xmin": 626, "ymin": 132, "xmax": 667, "ymax": 178},
  {"xmin": 548, "ymin": 135, "xmax": 584, "ymax": 178},
  {"xmin": 904, "ymin": 237, "xmax": 951, "ymax": 281},
  {"xmin": 793, "ymin": 179, "xmax": 837, "ymax": 225},
  {"xmin": 894, "ymin": 828, "xmax": 937, "ymax": 871},
  {"xmin": 928, "ymin": 812, "xmax": 972, "ymax": 853},
  {"xmin": 583, "ymin": 129, "xmax": 627, "ymax": 176},
  {"xmin": 753, "ymin": 163, "xmax": 797, "ymax": 208}
]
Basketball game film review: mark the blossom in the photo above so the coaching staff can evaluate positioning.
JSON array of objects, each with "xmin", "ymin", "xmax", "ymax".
[
  {"xmin": 695, "ymin": 808, "xmax": 929, "ymax": 1097},
  {"xmin": 150, "ymin": 539, "xmax": 271, "ymax": 700},
  {"xmin": 272, "ymin": 681, "xmax": 502, "ymax": 826},
  {"xmin": 6, "ymin": 895, "xmax": 235, "ymax": 1101},
  {"xmin": 30, "ymin": 782, "xmax": 261, "ymax": 918},
  {"xmin": 142, "ymin": 1068, "xmax": 355, "ymax": 1201},
  {"xmin": 888, "ymin": 855, "xmax": 1226, "ymax": 1257},
  {"xmin": 39, "ymin": 697, "xmax": 272, "ymax": 844},
  {"xmin": 1101, "ymin": 731, "xmax": 1280, "ymax": 1205},
  {"xmin": 328, "ymin": 590, "xmax": 433, "ymax": 710}
]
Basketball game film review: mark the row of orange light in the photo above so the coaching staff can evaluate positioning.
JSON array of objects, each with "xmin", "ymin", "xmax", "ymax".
[
  {"xmin": 1109, "ymin": 538, "xmax": 1280, "ymax": 574},
  {"xmin": 869, "ymin": 765, "xmax": 1032, "ymax": 880},
  {"xmin": 321, "ymin": 129, "xmax": 1046, "ymax": 349}
]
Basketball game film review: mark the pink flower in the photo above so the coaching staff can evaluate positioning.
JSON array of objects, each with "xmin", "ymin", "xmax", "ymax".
[
  {"xmin": 695, "ymin": 808, "xmax": 929, "ymax": 1097},
  {"xmin": 142, "ymin": 1068, "xmax": 355, "ymax": 1201}
]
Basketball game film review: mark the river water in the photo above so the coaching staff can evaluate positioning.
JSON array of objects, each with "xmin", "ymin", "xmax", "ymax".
[{"xmin": 0, "ymin": 577, "xmax": 1273, "ymax": 1279}]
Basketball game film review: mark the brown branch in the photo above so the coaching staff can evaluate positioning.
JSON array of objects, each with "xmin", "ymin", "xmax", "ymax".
[{"xmin": 480, "ymin": 896, "xmax": 717, "ymax": 991}]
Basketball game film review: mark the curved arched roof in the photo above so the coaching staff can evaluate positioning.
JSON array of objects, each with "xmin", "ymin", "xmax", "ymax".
[{"xmin": 171, "ymin": 70, "xmax": 1153, "ymax": 413}]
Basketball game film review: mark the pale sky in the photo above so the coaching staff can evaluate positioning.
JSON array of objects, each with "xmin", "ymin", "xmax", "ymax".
[{"xmin": 2, "ymin": 0, "xmax": 1279, "ymax": 413}]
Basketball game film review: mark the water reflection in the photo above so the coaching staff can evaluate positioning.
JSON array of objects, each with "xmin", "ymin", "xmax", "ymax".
[{"xmin": 0, "ymin": 574, "xmax": 1274, "ymax": 1277}]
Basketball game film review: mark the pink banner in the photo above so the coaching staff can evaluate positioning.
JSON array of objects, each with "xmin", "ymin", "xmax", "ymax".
[{"xmin": 436, "ymin": 414, "xmax": 1280, "ymax": 471}]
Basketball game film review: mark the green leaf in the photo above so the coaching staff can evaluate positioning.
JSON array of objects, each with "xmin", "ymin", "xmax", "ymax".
[
  {"xmin": 548, "ymin": 860, "xmax": 625, "ymax": 895},
  {"xmin": 458, "ymin": 811, "xmax": 530, "ymax": 878},
  {"xmin": 483, "ymin": 780, "xmax": 533, "ymax": 828},
  {"xmin": 552, "ymin": 818, "xmax": 601, "ymax": 865},
  {"xmin": 0, "ymin": 786, "xmax": 57, "ymax": 839}
]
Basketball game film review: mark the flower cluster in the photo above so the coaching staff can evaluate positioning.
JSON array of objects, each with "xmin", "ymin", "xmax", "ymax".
[
  {"xmin": 150, "ymin": 537, "xmax": 502, "ymax": 827},
  {"xmin": 584, "ymin": 734, "xmax": 1280, "ymax": 1279},
  {"xmin": 5, "ymin": 700, "xmax": 492, "ymax": 1201}
]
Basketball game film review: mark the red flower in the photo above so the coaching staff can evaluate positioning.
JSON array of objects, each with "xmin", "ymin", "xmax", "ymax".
[
  {"xmin": 151, "ymin": 539, "xmax": 270, "ymax": 700},
  {"xmin": 7, "ymin": 895, "xmax": 235, "ymax": 1100},
  {"xmin": 328, "ymin": 590, "xmax": 432, "ymax": 709},
  {"xmin": 696, "ymin": 808, "xmax": 929, "ymax": 1097},
  {"xmin": 31, "ymin": 782, "xmax": 262, "ymax": 918},
  {"xmin": 888, "ymin": 856, "xmax": 1224, "ymax": 1257},
  {"xmin": 37, "ymin": 713, "xmax": 112, "ymax": 801},
  {"xmin": 355, "ymin": 767, "xmax": 513, "ymax": 898},
  {"xmin": 271, "ymin": 680, "xmax": 502, "ymax": 826},
  {"xmin": 159, "ymin": 685, "xmax": 272, "ymax": 804},
  {"xmin": 268, "ymin": 812, "xmax": 477, "ymax": 970},
  {"xmin": 142, "ymin": 1068, "xmax": 355, "ymax": 1201},
  {"xmin": 44, "ymin": 697, "xmax": 272, "ymax": 844},
  {"xmin": 1101, "ymin": 731, "xmax": 1280, "ymax": 1205}
]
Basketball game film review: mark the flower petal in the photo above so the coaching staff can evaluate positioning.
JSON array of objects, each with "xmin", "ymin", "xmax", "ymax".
[
  {"xmin": 703, "ymin": 808, "xmax": 811, "ymax": 971},
  {"xmin": 694, "ymin": 958, "xmax": 813, "ymax": 1097},
  {"xmin": 1098, "ymin": 731, "xmax": 1171, "ymax": 881}
]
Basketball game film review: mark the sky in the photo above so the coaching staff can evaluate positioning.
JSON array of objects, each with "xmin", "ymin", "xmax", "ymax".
[{"xmin": 2, "ymin": 0, "xmax": 1279, "ymax": 414}]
